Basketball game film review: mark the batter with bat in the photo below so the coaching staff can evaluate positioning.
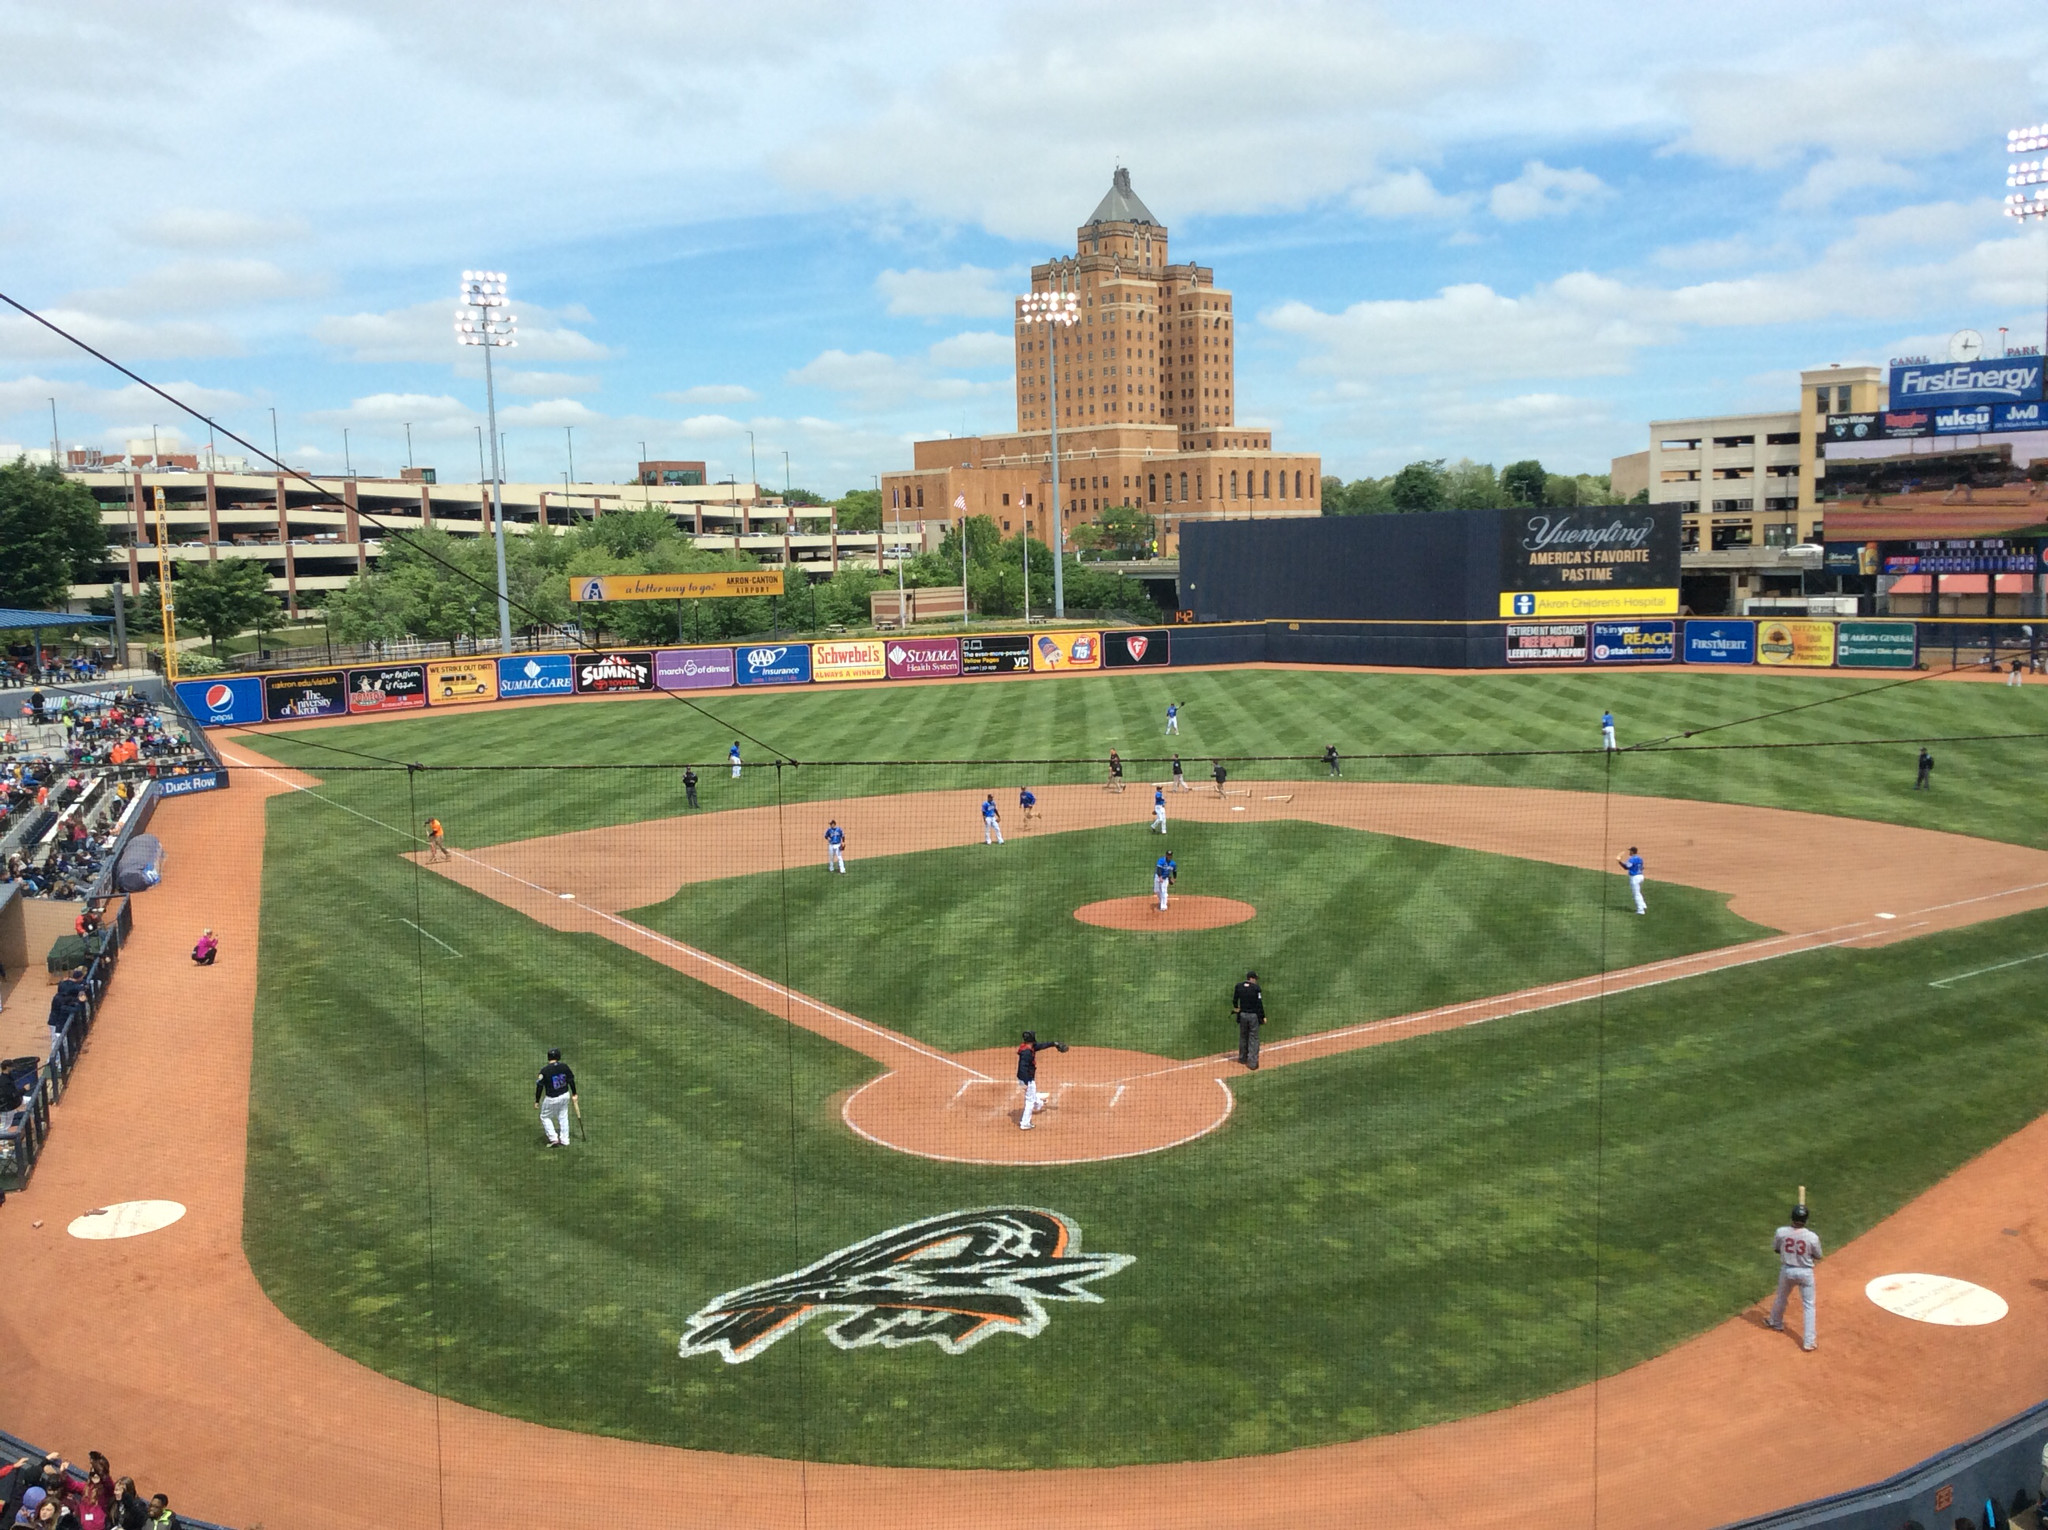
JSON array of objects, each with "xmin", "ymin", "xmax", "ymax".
[
  {"xmin": 535, "ymin": 1047, "xmax": 580, "ymax": 1148},
  {"xmin": 1016, "ymin": 1029, "xmax": 1067, "ymax": 1131},
  {"xmin": 1766, "ymin": 1190, "xmax": 1821, "ymax": 1350}
]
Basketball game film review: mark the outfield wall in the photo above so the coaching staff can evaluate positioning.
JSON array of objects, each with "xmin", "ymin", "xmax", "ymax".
[{"xmin": 169, "ymin": 616, "xmax": 2048, "ymax": 729}]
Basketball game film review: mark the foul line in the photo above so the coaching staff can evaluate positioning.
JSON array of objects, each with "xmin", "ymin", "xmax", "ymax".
[
  {"xmin": 1930, "ymin": 951, "xmax": 2048, "ymax": 989},
  {"xmin": 396, "ymin": 918, "xmax": 463, "ymax": 957},
  {"xmin": 220, "ymin": 749, "xmax": 987, "ymax": 1081}
]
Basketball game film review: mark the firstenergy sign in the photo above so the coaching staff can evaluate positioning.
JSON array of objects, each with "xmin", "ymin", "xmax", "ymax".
[{"xmin": 1889, "ymin": 356, "xmax": 2044, "ymax": 409}]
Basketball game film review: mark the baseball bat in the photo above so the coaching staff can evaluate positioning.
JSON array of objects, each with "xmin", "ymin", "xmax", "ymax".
[
  {"xmin": 1798, "ymin": 1184, "xmax": 1805, "ymax": 1207},
  {"xmin": 575, "ymin": 1097, "xmax": 587, "ymax": 1142}
]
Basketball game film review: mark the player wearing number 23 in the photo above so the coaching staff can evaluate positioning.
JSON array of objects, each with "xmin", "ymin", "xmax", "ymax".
[{"xmin": 1766, "ymin": 1204, "xmax": 1821, "ymax": 1351}]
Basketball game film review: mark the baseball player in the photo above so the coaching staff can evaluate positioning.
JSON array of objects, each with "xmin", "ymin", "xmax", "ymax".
[
  {"xmin": 1617, "ymin": 846, "xmax": 1646, "ymax": 914},
  {"xmin": 1915, "ymin": 747, "xmax": 1933, "ymax": 790},
  {"xmin": 1154, "ymin": 848, "xmax": 1177, "ymax": 912},
  {"xmin": 683, "ymin": 766, "xmax": 699, "ymax": 809},
  {"xmin": 982, "ymin": 793, "xmax": 1004, "ymax": 844},
  {"xmin": 1165, "ymin": 701, "xmax": 1180, "ymax": 735},
  {"xmin": 1323, "ymin": 744, "xmax": 1341, "ymax": 778},
  {"xmin": 729, "ymin": 741, "xmax": 742, "ymax": 779},
  {"xmin": 423, "ymin": 817, "xmax": 450, "ymax": 862},
  {"xmin": 1171, "ymin": 753, "xmax": 1189, "ymax": 791},
  {"xmin": 1151, "ymin": 783, "xmax": 1167, "ymax": 834},
  {"xmin": 1019, "ymin": 785, "xmax": 1038, "ymax": 828},
  {"xmin": 1015, "ymin": 1029, "xmax": 1066, "ymax": 1130},
  {"xmin": 1601, "ymin": 711, "xmax": 1617, "ymax": 751},
  {"xmin": 1232, "ymin": 970, "xmax": 1265, "ymax": 1069},
  {"xmin": 1211, "ymin": 760, "xmax": 1228, "ymax": 796},
  {"xmin": 535, "ymin": 1047, "xmax": 578, "ymax": 1148},
  {"xmin": 824, "ymin": 819, "xmax": 846, "ymax": 873},
  {"xmin": 1765, "ymin": 1203, "xmax": 1822, "ymax": 1350},
  {"xmin": 1106, "ymin": 750, "xmax": 1125, "ymax": 792}
]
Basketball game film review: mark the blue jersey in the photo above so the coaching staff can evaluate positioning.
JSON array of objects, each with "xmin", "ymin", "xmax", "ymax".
[
  {"xmin": 1602, "ymin": 713, "xmax": 1614, "ymax": 730},
  {"xmin": 1156, "ymin": 855, "xmax": 1176, "ymax": 879},
  {"xmin": 1020, "ymin": 789, "xmax": 1036, "ymax": 808},
  {"xmin": 729, "ymin": 745, "xmax": 741, "ymax": 761},
  {"xmin": 825, "ymin": 825, "xmax": 844, "ymax": 846},
  {"xmin": 1166, "ymin": 704, "xmax": 1178, "ymax": 719},
  {"xmin": 982, "ymin": 799, "xmax": 999, "ymax": 819},
  {"xmin": 1623, "ymin": 853, "xmax": 1643, "ymax": 877},
  {"xmin": 1154, "ymin": 787, "xmax": 1165, "ymax": 806}
]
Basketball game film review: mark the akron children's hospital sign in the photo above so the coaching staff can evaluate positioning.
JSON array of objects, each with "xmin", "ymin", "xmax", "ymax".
[
  {"xmin": 569, "ymin": 572, "xmax": 784, "ymax": 602},
  {"xmin": 1499, "ymin": 506, "xmax": 1680, "ymax": 619}
]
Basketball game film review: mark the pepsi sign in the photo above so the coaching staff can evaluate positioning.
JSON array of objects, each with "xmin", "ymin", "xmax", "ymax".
[{"xmin": 174, "ymin": 676, "xmax": 263, "ymax": 727}]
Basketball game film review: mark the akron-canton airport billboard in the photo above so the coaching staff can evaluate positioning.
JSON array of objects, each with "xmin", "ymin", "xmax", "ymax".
[{"xmin": 1498, "ymin": 505, "xmax": 1681, "ymax": 619}]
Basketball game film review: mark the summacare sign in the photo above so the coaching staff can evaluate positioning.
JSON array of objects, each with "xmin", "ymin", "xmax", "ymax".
[{"xmin": 1498, "ymin": 506, "xmax": 1680, "ymax": 619}]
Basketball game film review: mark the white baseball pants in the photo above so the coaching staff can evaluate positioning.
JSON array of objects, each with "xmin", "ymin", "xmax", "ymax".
[
  {"xmin": 1629, "ymin": 873, "xmax": 1646, "ymax": 914},
  {"xmin": 827, "ymin": 845, "xmax": 845, "ymax": 872},
  {"xmin": 1769, "ymin": 1267, "xmax": 1816, "ymax": 1347},
  {"xmin": 985, "ymin": 818, "xmax": 1003, "ymax": 844},
  {"xmin": 540, "ymin": 1094, "xmax": 572, "ymax": 1145},
  {"xmin": 1020, "ymin": 1080, "xmax": 1047, "ymax": 1129},
  {"xmin": 1155, "ymin": 875, "xmax": 1170, "ymax": 911},
  {"xmin": 1152, "ymin": 804, "xmax": 1167, "ymax": 832}
]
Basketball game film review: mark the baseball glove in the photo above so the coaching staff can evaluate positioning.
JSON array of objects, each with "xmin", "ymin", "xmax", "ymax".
[{"xmin": 1057, "ymin": 1042, "xmax": 1070, "ymax": 1052}]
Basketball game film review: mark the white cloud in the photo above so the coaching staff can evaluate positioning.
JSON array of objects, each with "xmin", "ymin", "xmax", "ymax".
[
  {"xmin": 1349, "ymin": 169, "xmax": 1469, "ymax": 221},
  {"xmin": 1488, "ymin": 161, "xmax": 1612, "ymax": 223},
  {"xmin": 1668, "ymin": 43, "xmax": 2026, "ymax": 170},
  {"xmin": 0, "ymin": 307, "xmax": 240, "ymax": 363},
  {"xmin": 499, "ymin": 398, "xmax": 604, "ymax": 428},
  {"xmin": 72, "ymin": 258, "xmax": 303, "ymax": 315},
  {"xmin": 138, "ymin": 209, "xmax": 310, "ymax": 250},
  {"xmin": 313, "ymin": 299, "xmax": 609, "ymax": 364},
  {"xmin": 662, "ymin": 383, "xmax": 758, "ymax": 405},
  {"xmin": 926, "ymin": 331, "xmax": 1011, "ymax": 368},
  {"xmin": 875, "ymin": 265, "xmax": 1016, "ymax": 318},
  {"xmin": 1426, "ymin": 392, "xmax": 1611, "ymax": 430},
  {"xmin": 787, "ymin": 347, "xmax": 999, "ymax": 410},
  {"xmin": 1777, "ymin": 155, "xmax": 1917, "ymax": 213},
  {"xmin": 0, "ymin": 374, "xmax": 246, "ymax": 420},
  {"xmin": 503, "ymin": 370, "xmax": 599, "ymax": 396},
  {"xmin": 306, "ymin": 392, "xmax": 475, "ymax": 431}
]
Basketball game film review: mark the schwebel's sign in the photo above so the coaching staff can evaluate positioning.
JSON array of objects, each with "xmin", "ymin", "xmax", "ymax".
[{"xmin": 1889, "ymin": 356, "xmax": 2044, "ymax": 409}]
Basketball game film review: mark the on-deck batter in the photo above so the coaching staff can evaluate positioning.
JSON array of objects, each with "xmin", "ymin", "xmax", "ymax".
[
  {"xmin": 535, "ymin": 1047, "xmax": 577, "ymax": 1148},
  {"xmin": 1766, "ymin": 1204, "xmax": 1821, "ymax": 1350}
]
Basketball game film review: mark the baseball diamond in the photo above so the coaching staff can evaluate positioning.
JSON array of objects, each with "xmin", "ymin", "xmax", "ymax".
[{"xmin": 7, "ymin": 664, "xmax": 2048, "ymax": 1530}]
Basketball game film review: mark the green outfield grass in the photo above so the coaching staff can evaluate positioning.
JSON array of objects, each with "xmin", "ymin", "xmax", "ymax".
[
  {"xmin": 234, "ymin": 668, "xmax": 2048, "ymax": 1466},
  {"xmin": 631, "ymin": 820, "xmax": 1766, "ymax": 1057}
]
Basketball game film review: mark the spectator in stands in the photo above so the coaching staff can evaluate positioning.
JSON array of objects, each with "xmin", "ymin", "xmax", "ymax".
[
  {"xmin": 192, "ymin": 930, "xmax": 218, "ymax": 966},
  {"xmin": 74, "ymin": 905, "xmax": 100, "ymax": 938},
  {"xmin": 73, "ymin": 1463, "xmax": 110, "ymax": 1530},
  {"xmin": 107, "ymin": 1482, "xmax": 145, "ymax": 1530},
  {"xmin": 142, "ymin": 1497, "xmax": 173, "ymax": 1530},
  {"xmin": 49, "ymin": 968, "xmax": 88, "ymax": 1037}
]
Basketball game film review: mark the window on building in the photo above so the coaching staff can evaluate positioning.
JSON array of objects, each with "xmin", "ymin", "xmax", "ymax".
[
  {"xmin": 1764, "ymin": 431, "xmax": 1801, "ymax": 445},
  {"xmin": 1148, "ymin": 474, "xmax": 1158, "ymax": 503},
  {"xmin": 1836, "ymin": 386, "xmax": 1852, "ymax": 411},
  {"xmin": 1763, "ymin": 524, "xmax": 1797, "ymax": 548},
  {"xmin": 1262, "ymin": 470, "xmax": 1271, "ymax": 498},
  {"xmin": 1163, "ymin": 474, "xmax": 1174, "ymax": 503},
  {"xmin": 1711, "ymin": 435, "xmax": 1755, "ymax": 448},
  {"xmin": 1179, "ymin": 471, "xmax": 1188, "ymax": 500},
  {"xmin": 1711, "ymin": 522, "xmax": 1754, "ymax": 550},
  {"xmin": 1001, "ymin": 492, "xmax": 1010, "ymax": 505},
  {"xmin": 1814, "ymin": 389, "xmax": 1830, "ymax": 416},
  {"xmin": 1230, "ymin": 470, "xmax": 1238, "ymax": 499},
  {"xmin": 915, "ymin": 486, "xmax": 923, "ymax": 509}
]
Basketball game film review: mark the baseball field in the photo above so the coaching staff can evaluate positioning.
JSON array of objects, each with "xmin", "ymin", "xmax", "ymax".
[{"xmin": 203, "ymin": 661, "xmax": 2048, "ymax": 1485}]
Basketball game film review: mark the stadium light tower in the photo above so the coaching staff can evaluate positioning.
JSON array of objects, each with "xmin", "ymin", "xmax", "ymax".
[
  {"xmin": 1017, "ymin": 285, "xmax": 1080, "ymax": 618},
  {"xmin": 457, "ymin": 270, "xmax": 518, "ymax": 652},
  {"xmin": 2006, "ymin": 124, "xmax": 2048, "ymax": 355}
]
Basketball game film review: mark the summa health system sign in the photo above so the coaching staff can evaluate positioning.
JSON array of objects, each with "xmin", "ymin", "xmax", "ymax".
[{"xmin": 1499, "ymin": 506, "xmax": 1679, "ymax": 619}]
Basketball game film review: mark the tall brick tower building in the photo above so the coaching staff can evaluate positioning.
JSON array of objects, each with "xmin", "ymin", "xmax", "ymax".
[{"xmin": 883, "ymin": 169, "xmax": 1318, "ymax": 554}]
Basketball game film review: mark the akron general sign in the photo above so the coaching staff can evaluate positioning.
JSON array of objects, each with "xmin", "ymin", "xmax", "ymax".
[{"xmin": 569, "ymin": 571, "xmax": 785, "ymax": 602}]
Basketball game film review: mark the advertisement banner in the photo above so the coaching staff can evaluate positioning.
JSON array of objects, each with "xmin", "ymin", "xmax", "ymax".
[
  {"xmin": 1500, "ymin": 588, "xmax": 1680, "ymax": 618},
  {"xmin": 1504, "ymin": 623, "xmax": 1589, "ymax": 664},
  {"xmin": 264, "ymin": 670, "xmax": 347, "ymax": 721},
  {"xmin": 1825, "ymin": 411, "xmax": 1935, "ymax": 443},
  {"xmin": 1102, "ymin": 629, "xmax": 1172, "ymax": 668},
  {"xmin": 1683, "ymin": 621, "xmax": 1756, "ymax": 665},
  {"xmin": 1500, "ymin": 505, "xmax": 1680, "ymax": 618},
  {"xmin": 735, "ymin": 643, "xmax": 812, "ymax": 686},
  {"xmin": 1933, "ymin": 404, "xmax": 1995, "ymax": 435},
  {"xmin": 809, "ymin": 639, "xmax": 888, "ymax": 683},
  {"xmin": 154, "ymin": 770, "xmax": 226, "ymax": 797},
  {"xmin": 1995, "ymin": 400, "xmax": 2048, "ymax": 431},
  {"xmin": 1033, "ymin": 630, "xmax": 1101, "ymax": 670},
  {"xmin": 569, "ymin": 571, "xmax": 784, "ymax": 602},
  {"xmin": 425, "ymin": 658, "xmax": 499, "ymax": 705},
  {"xmin": 1757, "ymin": 619, "xmax": 1836, "ymax": 667},
  {"xmin": 1837, "ymin": 621, "xmax": 1918, "ymax": 669},
  {"xmin": 1589, "ymin": 620, "xmax": 1676, "ymax": 663},
  {"xmin": 654, "ymin": 647, "xmax": 736, "ymax": 690},
  {"xmin": 1889, "ymin": 355, "xmax": 2044, "ymax": 409},
  {"xmin": 573, "ymin": 651, "xmax": 655, "ymax": 693},
  {"xmin": 884, "ymin": 637, "xmax": 961, "ymax": 679},
  {"xmin": 497, "ymin": 653, "xmax": 574, "ymax": 699},
  {"xmin": 960, "ymin": 633, "xmax": 1033, "ymax": 675},
  {"xmin": 174, "ymin": 676, "xmax": 263, "ymax": 728},
  {"xmin": 345, "ymin": 664, "xmax": 427, "ymax": 714}
]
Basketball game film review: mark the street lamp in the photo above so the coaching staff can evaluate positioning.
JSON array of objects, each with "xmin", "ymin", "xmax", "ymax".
[
  {"xmin": 456, "ymin": 269, "xmax": 518, "ymax": 652},
  {"xmin": 1017, "ymin": 286, "xmax": 1080, "ymax": 617}
]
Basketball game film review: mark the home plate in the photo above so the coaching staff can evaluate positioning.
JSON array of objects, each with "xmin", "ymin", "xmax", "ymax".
[
  {"xmin": 68, "ymin": 1200, "xmax": 186, "ymax": 1240},
  {"xmin": 1865, "ymin": 1272, "xmax": 2007, "ymax": 1326}
]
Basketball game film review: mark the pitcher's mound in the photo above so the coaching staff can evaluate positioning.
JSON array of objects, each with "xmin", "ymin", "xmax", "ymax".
[{"xmin": 1074, "ymin": 895, "xmax": 1256, "ymax": 930}]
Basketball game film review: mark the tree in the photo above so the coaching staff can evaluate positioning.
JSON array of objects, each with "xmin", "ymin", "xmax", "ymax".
[
  {"xmin": 174, "ymin": 558, "xmax": 280, "ymax": 654},
  {"xmin": 1442, "ymin": 459, "xmax": 1499, "ymax": 510},
  {"xmin": 0, "ymin": 456, "xmax": 108, "ymax": 609},
  {"xmin": 782, "ymin": 488, "xmax": 828, "ymax": 507},
  {"xmin": 1500, "ymin": 459, "xmax": 1547, "ymax": 506},
  {"xmin": 1388, "ymin": 460, "xmax": 1447, "ymax": 513},
  {"xmin": 1071, "ymin": 501, "xmax": 1154, "ymax": 557},
  {"xmin": 836, "ymin": 488, "xmax": 881, "ymax": 532},
  {"xmin": 937, "ymin": 514, "xmax": 1004, "ymax": 570},
  {"xmin": 1542, "ymin": 473, "xmax": 1580, "ymax": 508}
]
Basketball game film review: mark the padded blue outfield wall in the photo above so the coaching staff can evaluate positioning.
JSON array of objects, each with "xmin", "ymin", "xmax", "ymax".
[{"xmin": 157, "ymin": 614, "xmax": 2048, "ymax": 730}]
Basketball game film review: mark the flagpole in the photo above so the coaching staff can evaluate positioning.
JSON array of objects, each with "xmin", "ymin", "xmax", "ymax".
[{"xmin": 955, "ymin": 493, "xmax": 969, "ymax": 625}]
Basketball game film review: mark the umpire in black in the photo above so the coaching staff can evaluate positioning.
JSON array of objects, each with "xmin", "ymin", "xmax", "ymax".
[{"xmin": 1232, "ymin": 970, "xmax": 1265, "ymax": 1070}]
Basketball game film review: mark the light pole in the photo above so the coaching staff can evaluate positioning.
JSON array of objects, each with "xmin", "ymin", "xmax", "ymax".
[
  {"xmin": 48, "ymin": 398, "xmax": 58, "ymax": 469},
  {"xmin": 2006, "ymin": 123, "xmax": 2048, "ymax": 617},
  {"xmin": 457, "ymin": 269, "xmax": 518, "ymax": 652},
  {"xmin": 343, "ymin": 427, "xmax": 353, "ymax": 478},
  {"xmin": 405, "ymin": 422, "xmax": 414, "ymax": 472},
  {"xmin": 1017, "ymin": 286, "xmax": 1079, "ymax": 617},
  {"xmin": 782, "ymin": 449, "xmax": 790, "ymax": 497},
  {"xmin": 565, "ymin": 425, "xmax": 575, "ymax": 489},
  {"xmin": 746, "ymin": 430, "xmax": 757, "ymax": 509},
  {"xmin": 639, "ymin": 440, "xmax": 650, "ymax": 508},
  {"xmin": 269, "ymin": 407, "xmax": 280, "ymax": 470}
]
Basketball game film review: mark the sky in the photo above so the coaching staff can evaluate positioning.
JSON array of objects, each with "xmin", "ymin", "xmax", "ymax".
[{"xmin": 3, "ymin": 1, "xmax": 2047, "ymax": 493}]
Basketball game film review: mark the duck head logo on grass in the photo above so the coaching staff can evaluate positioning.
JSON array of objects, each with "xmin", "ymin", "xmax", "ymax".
[{"xmin": 678, "ymin": 1207, "xmax": 1133, "ymax": 1363}]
